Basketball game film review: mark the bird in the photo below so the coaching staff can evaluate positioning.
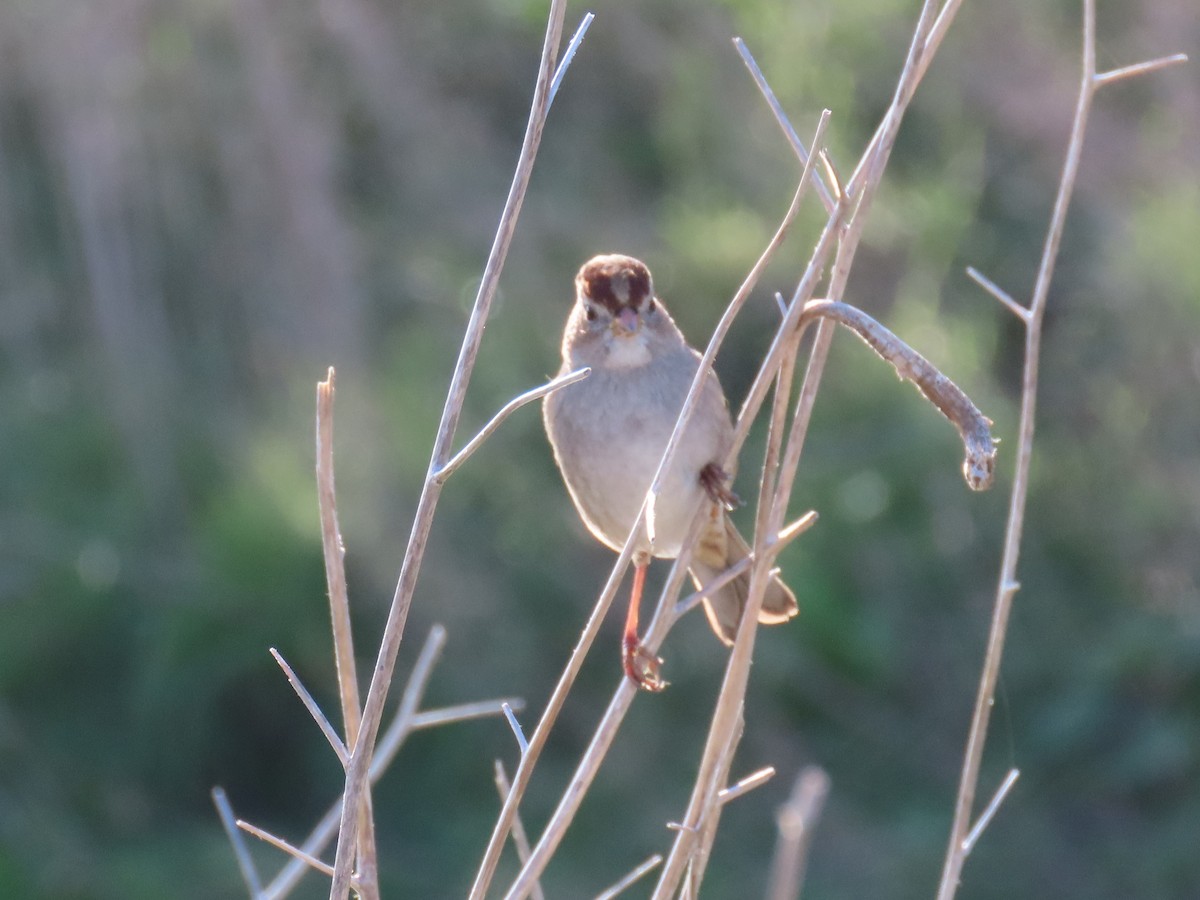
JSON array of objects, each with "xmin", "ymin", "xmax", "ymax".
[{"xmin": 543, "ymin": 253, "xmax": 797, "ymax": 690}]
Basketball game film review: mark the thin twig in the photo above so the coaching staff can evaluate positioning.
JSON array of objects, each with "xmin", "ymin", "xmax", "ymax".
[
  {"xmin": 1094, "ymin": 53, "xmax": 1187, "ymax": 87},
  {"xmin": 657, "ymin": 4, "xmax": 963, "ymax": 894},
  {"xmin": 435, "ymin": 367, "xmax": 590, "ymax": 482},
  {"xmin": 315, "ymin": 369, "xmax": 377, "ymax": 897},
  {"xmin": 936, "ymin": 3, "xmax": 1181, "ymax": 896},
  {"xmin": 717, "ymin": 766, "xmax": 776, "ymax": 804},
  {"xmin": 502, "ymin": 702, "xmax": 529, "ymax": 755},
  {"xmin": 410, "ymin": 697, "xmax": 525, "ymax": 730},
  {"xmin": 270, "ymin": 648, "xmax": 349, "ymax": 765},
  {"xmin": 239, "ymin": 820, "xmax": 341, "ymax": 881},
  {"xmin": 260, "ymin": 626, "xmax": 470, "ymax": 899},
  {"xmin": 496, "ymin": 119, "xmax": 827, "ymax": 900},
  {"xmin": 328, "ymin": 3, "xmax": 574, "ymax": 894},
  {"xmin": 549, "ymin": 13, "xmax": 596, "ymax": 106},
  {"xmin": 494, "ymin": 761, "xmax": 545, "ymax": 900},
  {"xmin": 316, "ymin": 369, "xmax": 361, "ymax": 742},
  {"xmin": 962, "ymin": 769, "xmax": 1020, "ymax": 855},
  {"xmin": 673, "ymin": 510, "xmax": 816, "ymax": 618},
  {"xmin": 593, "ymin": 855, "xmax": 664, "ymax": 900},
  {"xmin": 212, "ymin": 787, "xmax": 264, "ymax": 897},
  {"xmin": 680, "ymin": 712, "xmax": 746, "ymax": 897},
  {"xmin": 765, "ymin": 767, "xmax": 830, "ymax": 900},
  {"xmin": 966, "ymin": 266, "xmax": 1028, "ymax": 323},
  {"xmin": 733, "ymin": 38, "xmax": 835, "ymax": 213}
]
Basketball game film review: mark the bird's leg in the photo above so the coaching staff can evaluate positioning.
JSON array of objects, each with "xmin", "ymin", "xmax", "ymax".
[
  {"xmin": 621, "ymin": 551, "xmax": 667, "ymax": 692},
  {"xmin": 699, "ymin": 462, "xmax": 740, "ymax": 510}
]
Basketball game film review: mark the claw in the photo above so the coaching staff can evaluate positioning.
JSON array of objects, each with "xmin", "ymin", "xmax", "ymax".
[
  {"xmin": 700, "ymin": 462, "xmax": 740, "ymax": 510},
  {"xmin": 623, "ymin": 633, "xmax": 668, "ymax": 692}
]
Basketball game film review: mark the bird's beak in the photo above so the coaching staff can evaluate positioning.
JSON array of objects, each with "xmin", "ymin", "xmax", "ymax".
[{"xmin": 612, "ymin": 307, "xmax": 640, "ymax": 336}]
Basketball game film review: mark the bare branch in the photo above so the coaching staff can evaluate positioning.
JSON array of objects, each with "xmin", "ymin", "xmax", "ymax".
[
  {"xmin": 239, "ymin": 820, "xmax": 341, "ymax": 881},
  {"xmin": 435, "ymin": 367, "xmax": 590, "ymax": 482},
  {"xmin": 672, "ymin": 511, "xmax": 815, "ymax": 618},
  {"xmin": 939, "ymin": 2, "xmax": 1181, "ymax": 895},
  {"xmin": 270, "ymin": 648, "xmax": 349, "ymax": 766},
  {"xmin": 765, "ymin": 767, "xmax": 830, "ymax": 900},
  {"xmin": 733, "ymin": 38, "xmax": 836, "ymax": 213},
  {"xmin": 410, "ymin": 697, "xmax": 525, "ymax": 731},
  {"xmin": 966, "ymin": 266, "xmax": 1029, "ymax": 323},
  {"xmin": 1095, "ymin": 52, "xmax": 1188, "ymax": 87},
  {"xmin": 315, "ymin": 369, "xmax": 377, "ymax": 896},
  {"xmin": 962, "ymin": 769, "xmax": 1020, "ymax": 855},
  {"xmin": 549, "ymin": 13, "xmax": 596, "ymax": 106},
  {"xmin": 212, "ymin": 787, "xmax": 264, "ymax": 898},
  {"xmin": 482, "ymin": 114, "xmax": 830, "ymax": 900},
  {"xmin": 717, "ymin": 766, "xmax": 776, "ymax": 804},
  {"xmin": 494, "ymin": 761, "xmax": 545, "ymax": 900},
  {"xmin": 329, "ymin": 2, "xmax": 574, "ymax": 893},
  {"xmin": 259, "ymin": 688, "xmax": 517, "ymax": 899},
  {"xmin": 594, "ymin": 855, "xmax": 664, "ymax": 900},
  {"xmin": 502, "ymin": 702, "xmax": 529, "ymax": 755}
]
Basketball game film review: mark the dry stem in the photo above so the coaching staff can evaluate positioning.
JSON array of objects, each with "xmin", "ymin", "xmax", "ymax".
[
  {"xmin": 327, "ymin": 2, "xmax": 571, "ymax": 894},
  {"xmin": 765, "ymin": 767, "xmax": 830, "ymax": 900},
  {"xmin": 315, "ymin": 369, "xmax": 377, "ymax": 895},
  {"xmin": 934, "ymin": 4, "xmax": 1185, "ymax": 897}
]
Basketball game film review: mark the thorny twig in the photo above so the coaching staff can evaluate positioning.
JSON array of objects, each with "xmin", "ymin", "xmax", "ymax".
[{"xmin": 935, "ymin": 5, "xmax": 1185, "ymax": 898}]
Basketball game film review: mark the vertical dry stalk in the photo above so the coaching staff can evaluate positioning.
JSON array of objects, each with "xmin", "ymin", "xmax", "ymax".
[
  {"xmin": 491, "ymin": 116, "xmax": 829, "ymax": 900},
  {"xmin": 935, "ymin": 4, "xmax": 1186, "ymax": 897},
  {"xmin": 316, "ymin": 369, "xmax": 378, "ymax": 899},
  {"xmin": 765, "ymin": 767, "xmax": 830, "ymax": 900},
  {"xmin": 654, "ymin": 2, "xmax": 966, "ymax": 892},
  {"xmin": 326, "ymin": 3, "xmax": 570, "ymax": 894}
]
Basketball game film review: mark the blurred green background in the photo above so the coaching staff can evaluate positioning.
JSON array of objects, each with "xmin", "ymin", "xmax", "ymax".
[{"xmin": 1, "ymin": 0, "xmax": 1197, "ymax": 897}]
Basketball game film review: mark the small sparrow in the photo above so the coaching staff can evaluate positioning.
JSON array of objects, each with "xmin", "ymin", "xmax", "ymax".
[{"xmin": 543, "ymin": 253, "xmax": 798, "ymax": 691}]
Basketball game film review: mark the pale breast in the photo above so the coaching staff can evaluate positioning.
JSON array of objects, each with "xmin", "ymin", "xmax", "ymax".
[{"xmin": 544, "ymin": 349, "xmax": 733, "ymax": 558}]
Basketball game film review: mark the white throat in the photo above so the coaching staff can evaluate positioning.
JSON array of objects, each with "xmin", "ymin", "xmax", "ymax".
[{"xmin": 605, "ymin": 334, "xmax": 652, "ymax": 369}]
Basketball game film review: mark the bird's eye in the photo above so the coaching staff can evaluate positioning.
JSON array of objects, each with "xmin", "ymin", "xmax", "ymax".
[
  {"xmin": 585, "ymin": 306, "xmax": 598, "ymax": 322},
  {"xmin": 647, "ymin": 298, "xmax": 657, "ymax": 314}
]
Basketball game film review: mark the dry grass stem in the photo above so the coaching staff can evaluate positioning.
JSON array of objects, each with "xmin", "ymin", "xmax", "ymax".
[
  {"xmin": 673, "ymin": 510, "xmax": 816, "ymax": 618},
  {"xmin": 1095, "ymin": 53, "xmax": 1188, "ymax": 87},
  {"xmin": 328, "ymin": 1, "xmax": 573, "ymax": 892},
  {"xmin": 966, "ymin": 266, "xmax": 1027, "ymax": 322},
  {"xmin": 594, "ymin": 855, "xmax": 665, "ymax": 900},
  {"xmin": 501, "ymin": 701, "xmax": 529, "ymax": 755},
  {"xmin": 436, "ymin": 367, "xmax": 590, "ymax": 482},
  {"xmin": 549, "ymin": 13, "xmax": 596, "ymax": 105},
  {"xmin": 962, "ymin": 768, "xmax": 1020, "ymax": 855},
  {"xmin": 718, "ymin": 766, "xmax": 776, "ymax": 804},
  {"xmin": 315, "ymin": 369, "xmax": 378, "ymax": 895},
  {"xmin": 409, "ymin": 698, "xmax": 525, "ymax": 730},
  {"xmin": 212, "ymin": 787, "xmax": 264, "ymax": 897},
  {"xmin": 936, "ymin": 4, "xmax": 1184, "ymax": 896},
  {"xmin": 657, "ymin": 3, "xmax": 971, "ymax": 892},
  {"xmin": 269, "ymin": 648, "xmax": 349, "ymax": 765},
  {"xmin": 733, "ymin": 38, "xmax": 836, "ymax": 214},
  {"xmin": 493, "ymin": 761, "xmax": 545, "ymax": 900},
  {"xmin": 238, "ymin": 820, "xmax": 341, "ymax": 881},
  {"xmin": 766, "ymin": 767, "xmax": 830, "ymax": 900},
  {"xmin": 495, "ymin": 112, "xmax": 831, "ymax": 900},
  {"xmin": 251, "ymin": 632, "xmax": 518, "ymax": 899}
]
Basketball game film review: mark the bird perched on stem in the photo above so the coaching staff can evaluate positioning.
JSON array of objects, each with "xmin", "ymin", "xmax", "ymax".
[{"xmin": 544, "ymin": 253, "xmax": 797, "ymax": 691}]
